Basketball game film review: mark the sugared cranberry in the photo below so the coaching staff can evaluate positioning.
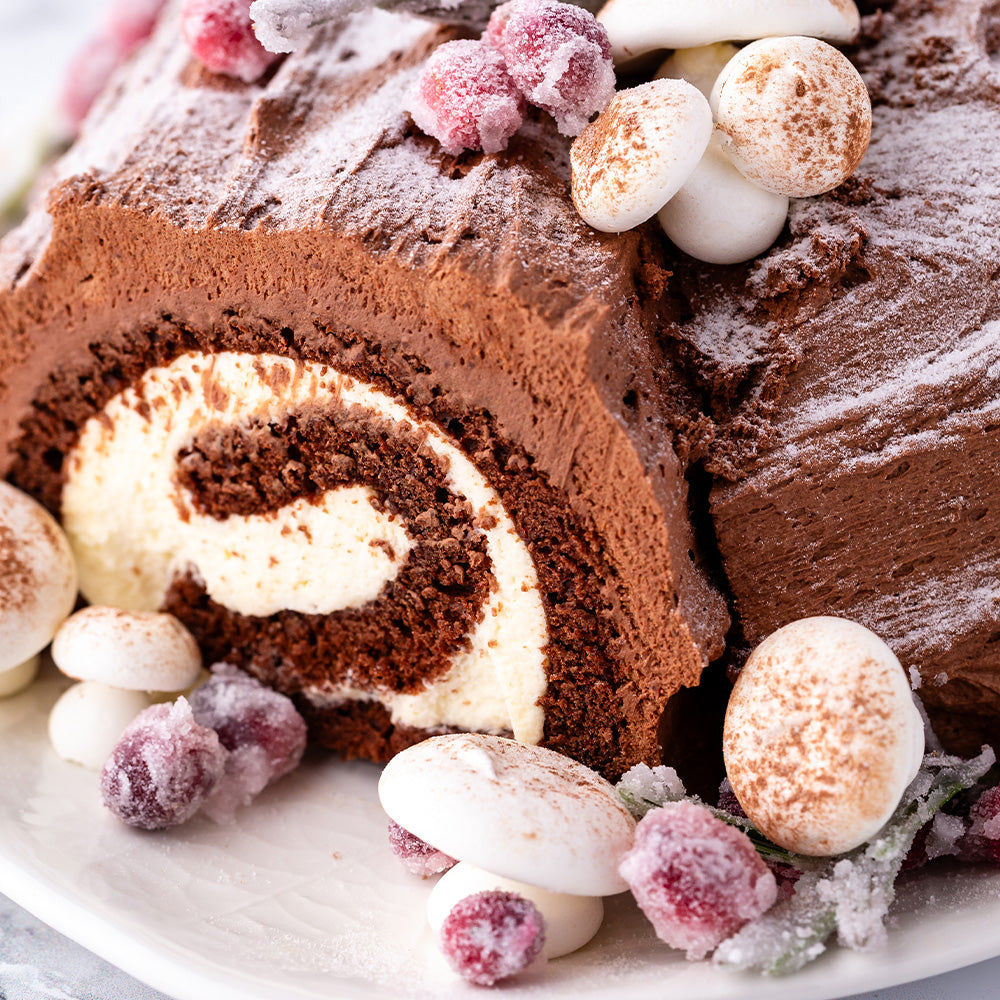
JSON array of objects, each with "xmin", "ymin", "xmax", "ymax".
[
  {"xmin": 180, "ymin": 0, "xmax": 279, "ymax": 83},
  {"xmin": 61, "ymin": 0, "xmax": 167, "ymax": 130},
  {"xmin": 439, "ymin": 891, "xmax": 545, "ymax": 986},
  {"xmin": 61, "ymin": 35, "xmax": 123, "ymax": 130},
  {"xmin": 388, "ymin": 819, "xmax": 457, "ymax": 876},
  {"xmin": 488, "ymin": 0, "xmax": 615, "ymax": 136},
  {"xmin": 960, "ymin": 785, "xmax": 1000, "ymax": 863},
  {"xmin": 108, "ymin": 0, "xmax": 168, "ymax": 52},
  {"xmin": 189, "ymin": 663, "xmax": 307, "ymax": 821},
  {"xmin": 100, "ymin": 699, "xmax": 227, "ymax": 830},
  {"xmin": 619, "ymin": 801, "xmax": 778, "ymax": 960},
  {"xmin": 409, "ymin": 39, "xmax": 525, "ymax": 155}
]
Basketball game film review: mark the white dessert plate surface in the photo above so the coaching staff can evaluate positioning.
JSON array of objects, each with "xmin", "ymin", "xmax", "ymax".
[{"xmin": 1, "ymin": 666, "xmax": 1000, "ymax": 1000}]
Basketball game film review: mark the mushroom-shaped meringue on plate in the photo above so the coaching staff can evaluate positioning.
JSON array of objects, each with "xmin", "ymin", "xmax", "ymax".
[
  {"xmin": 597, "ymin": 0, "xmax": 860, "ymax": 65},
  {"xmin": 379, "ymin": 734, "xmax": 636, "ymax": 961}
]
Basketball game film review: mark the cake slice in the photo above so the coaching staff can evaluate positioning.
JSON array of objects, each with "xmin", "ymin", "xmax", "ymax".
[{"xmin": 0, "ymin": 4, "xmax": 728, "ymax": 778}]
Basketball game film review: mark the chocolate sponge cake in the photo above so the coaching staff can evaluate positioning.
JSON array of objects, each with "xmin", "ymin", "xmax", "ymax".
[
  {"xmin": 0, "ymin": 5, "xmax": 729, "ymax": 778},
  {"xmin": 2, "ymin": 0, "xmax": 999, "ymax": 772}
]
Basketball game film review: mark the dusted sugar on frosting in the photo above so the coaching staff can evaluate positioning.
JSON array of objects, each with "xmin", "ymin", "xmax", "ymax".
[{"xmin": 63, "ymin": 351, "xmax": 548, "ymax": 743}]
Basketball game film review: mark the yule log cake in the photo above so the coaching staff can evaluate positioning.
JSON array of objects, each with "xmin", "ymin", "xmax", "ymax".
[{"xmin": 0, "ymin": 0, "xmax": 997, "ymax": 771}]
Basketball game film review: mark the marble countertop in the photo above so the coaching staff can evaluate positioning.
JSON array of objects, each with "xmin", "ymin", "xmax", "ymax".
[{"xmin": 1, "ymin": 3, "xmax": 999, "ymax": 999}]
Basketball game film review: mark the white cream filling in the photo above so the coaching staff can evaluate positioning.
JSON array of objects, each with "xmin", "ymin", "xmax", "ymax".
[{"xmin": 62, "ymin": 351, "xmax": 547, "ymax": 743}]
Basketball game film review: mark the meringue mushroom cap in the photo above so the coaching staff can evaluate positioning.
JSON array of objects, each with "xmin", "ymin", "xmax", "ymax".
[
  {"xmin": 0, "ymin": 481, "xmax": 78, "ymax": 670},
  {"xmin": 378, "ymin": 734, "xmax": 636, "ymax": 896},
  {"xmin": 571, "ymin": 78, "xmax": 713, "ymax": 233},
  {"xmin": 52, "ymin": 606, "xmax": 202, "ymax": 692},
  {"xmin": 427, "ymin": 861, "xmax": 605, "ymax": 960},
  {"xmin": 712, "ymin": 36, "xmax": 872, "ymax": 198},
  {"xmin": 723, "ymin": 617, "xmax": 926, "ymax": 857},
  {"xmin": 597, "ymin": 0, "xmax": 860, "ymax": 66}
]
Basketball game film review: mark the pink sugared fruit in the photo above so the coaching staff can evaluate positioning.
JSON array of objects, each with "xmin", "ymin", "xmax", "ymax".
[
  {"xmin": 61, "ymin": 0, "xmax": 167, "ymax": 130},
  {"xmin": 409, "ymin": 39, "xmax": 525, "ymax": 156},
  {"xmin": 439, "ymin": 891, "xmax": 546, "ymax": 986},
  {"xmin": 619, "ymin": 801, "xmax": 778, "ymax": 960},
  {"xmin": 961, "ymin": 785, "xmax": 1000, "ymax": 864},
  {"xmin": 486, "ymin": 0, "xmax": 615, "ymax": 136},
  {"xmin": 189, "ymin": 663, "xmax": 307, "ymax": 820},
  {"xmin": 181, "ymin": 0, "xmax": 279, "ymax": 83},
  {"xmin": 100, "ymin": 699, "xmax": 227, "ymax": 830},
  {"xmin": 108, "ymin": 0, "xmax": 168, "ymax": 52},
  {"xmin": 388, "ymin": 819, "xmax": 457, "ymax": 876}
]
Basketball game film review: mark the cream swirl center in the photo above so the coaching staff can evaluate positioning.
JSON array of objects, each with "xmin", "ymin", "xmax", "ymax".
[{"xmin": 62, "ymin": 351, "xmax": 548, "ymax": 743}]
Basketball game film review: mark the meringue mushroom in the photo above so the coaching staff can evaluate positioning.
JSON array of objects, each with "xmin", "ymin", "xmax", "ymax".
[
  {"xmin": 571, "ymin": 78, "xmax": 713, "ymax": 233},
  {"xmin": 379, "ymin": 734, "xmax": 636, "ymax": 960},
  {"xmin": 0, "ymin": 481, "xmax": 78, "ymax": 673},
  {"xmin": 597, "ymin": 0, "xmax": 860, "ymax": 65},
  {"xmin": 52, "ymin": 606, "xmax": 202, "ymax": 692},
  {"xmin": 723, "ymin": 617, "xmax": 925, "ymax": 856},
  {"xmin": 711, "ymin": 35, "xmax": 872, "ymax": 198},
  {"xmin": 658, "ymin": 133, "xmax": 790, "ymax": 265},
  {"xmin": 379, "ymin": 734, "xmax": 635, "ymax": 895}
]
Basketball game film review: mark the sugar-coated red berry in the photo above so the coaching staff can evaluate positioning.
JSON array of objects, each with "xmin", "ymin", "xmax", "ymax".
[
  {"xmin": 410, "ymin": 39, "xmax": 525, "ymax": 155},
  {"xmin": 960, "ymin": 785, "xmax": 1000, "ymax": 864},
  {"xmin": 491, "ymin": 0, "xmax": 615, "ymax": 136},
  {"xmin": 619, "ymin": 801, "xmax": 778, "ymax": 960},
  {"xmin": 108, "ymin": 0, "xmax": 168, "ymax": 52},
  {"xmin": 61, "ymin": 34, "xmax": 123, "ymax": 130},
  {"xmin": 61, "ymin": 0, "xmax": 169, "ymax": 130},
  {"xmin": 100, "ymin": 699, "xmax": 227, "ymax": 830},
  {"xmin": 189, "ymin": 663, "xmax": 307, "ymax": 820},
  {"xmin": 439, "ymin": 891, "xmax": 546, "ymax": 986},
  {"xmin": 387, "ymin": 819, "xmax": 457, "ymax": 876},
  {"xmin": 482, "ymin": 0, "xmax": 515, "ymax": 50},
  {"xmin": 181, "ymin": 0, "xmax": 279, "ymax": 83}
]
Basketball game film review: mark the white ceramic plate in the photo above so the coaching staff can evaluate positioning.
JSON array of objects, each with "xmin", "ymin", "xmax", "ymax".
[{"xmin": 2, "ymin": 664, "xmax": 1000, "ymax": 1000}]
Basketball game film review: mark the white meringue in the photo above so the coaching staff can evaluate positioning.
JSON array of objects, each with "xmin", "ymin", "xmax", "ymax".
[
  {"xmin": 723, "ymin": 617, "xmax": 925, "ymax": 856},
  {"xmin": 597, "ymin": 0, "xmax": 860, "ymax": 65},
  {"xmin": 0, "ymin": 481, "xmax": 77, "ymax": 671},
  {"xmin": 712, "ymin": 36, "xmax": 872, "ymax": 198},
  {"xmin": 48, "ymin": 681, "xmax": 152, "ymax": 770},
  {"xmin": 658, "ymin": 134, "xmax": 790, "ymax": 264},
  {"xmin": 571, "ymin": 78, "xmax": 713, "ymax": 233},
  {"xmin": 378, "ymin": 734, "xmax": 635, "ymax": 896},
  {"xmin": 655, "ymin": 43, "xmax": 739, "ymax": 99},
  {"xmin": 52, "ymin": 606, "xmax": 202, "ymax": 692}
]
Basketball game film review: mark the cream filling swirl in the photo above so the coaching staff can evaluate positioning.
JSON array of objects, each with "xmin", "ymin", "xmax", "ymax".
[{"xmin": 62, "ymin": 351, "xmax": 547, "ymax": 743}]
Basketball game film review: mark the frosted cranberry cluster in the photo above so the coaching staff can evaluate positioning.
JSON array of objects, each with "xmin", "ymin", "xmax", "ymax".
[
  {"xmin": 101, "ymin": 663, "xmax": 308, "ymax": 830},
  {"xmin": 409, "ymin": 0, "xmax": 615, "ymax": 155}
]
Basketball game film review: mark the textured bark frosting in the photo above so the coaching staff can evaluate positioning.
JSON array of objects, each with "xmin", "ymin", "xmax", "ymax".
[
  {"xmin": 669, "ymin": 0, "xmax": 1000, "ymax": 750},
  {"xmin": 0, "ymin": 4, "xmax": 728, "ymax": 777}
]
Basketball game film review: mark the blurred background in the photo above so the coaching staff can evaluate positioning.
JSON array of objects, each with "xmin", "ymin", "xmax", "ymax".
[{"xmin": 0, "ymin": 2, "xmax": 100, "ymax": 216}]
